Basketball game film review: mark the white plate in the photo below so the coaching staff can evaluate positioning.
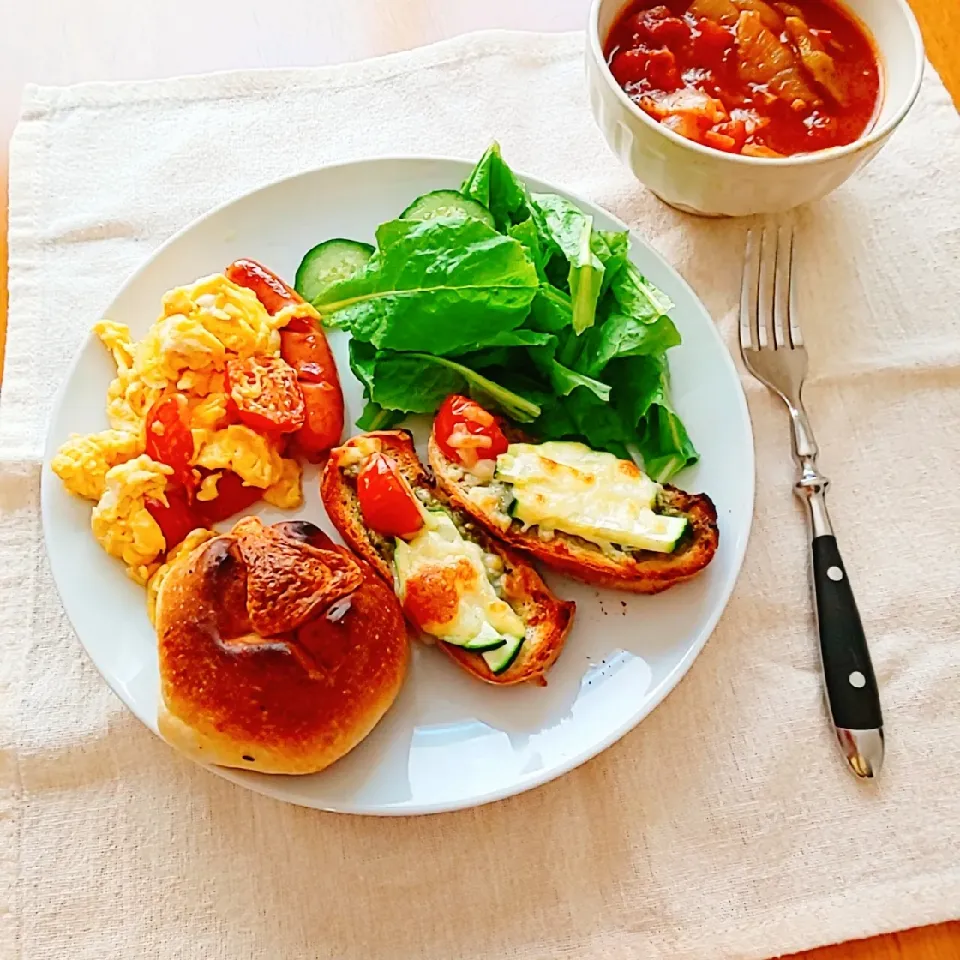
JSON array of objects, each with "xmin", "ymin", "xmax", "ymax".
[{"xmin": 42, "ymin": 157, "xmax": 754, "ymax": 815}]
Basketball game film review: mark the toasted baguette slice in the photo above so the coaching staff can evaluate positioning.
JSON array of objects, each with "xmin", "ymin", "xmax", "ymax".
[
  {"xmin": 429, "ymin": 433, "xmax": 719, "ymax": 595},
  {"xmin": 320, "ymin": 431, "xmax": 575, "ymax": 686}
]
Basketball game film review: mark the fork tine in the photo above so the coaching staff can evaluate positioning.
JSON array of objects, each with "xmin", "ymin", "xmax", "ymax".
[
  {"xmin": 739, "ymin": 229, "xmax": 761, "ymax": 351},
  {"xmin": 773, "ymin": 226, "xmax": 793, "ymax": 349},
  {"xmin": 786, "ymin": 232, "xmax": 804, "ymax": 348},
  {"xmin": 757, "ymin": 227, "xmax": 776, "ymax": 350}
]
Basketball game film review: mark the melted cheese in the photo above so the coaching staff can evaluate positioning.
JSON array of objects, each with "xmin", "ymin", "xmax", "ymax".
[
  {"xmin": 394, "ymin": 512, "xmax": 524, "ymax": 643},
  {"xmin": 338, "ymin": 435, "xmax": 383, "ymax": 467},
  {"xmin": 495, "ymin": 441, "xmax": 686, "ymax": 553}
]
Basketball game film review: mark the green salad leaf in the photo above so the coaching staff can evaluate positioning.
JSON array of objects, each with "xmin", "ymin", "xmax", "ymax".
[
  {"xmin": 528, "ymin": 342, "xmax": 611, "ymax": 402},
  {"xmin": 315, "ymin": 217, "xmax": 538, "ymax": 355},
  {"xmin": 530, "ymin": 193, "xmax": 605, "ymax": 335},
  {"xmin": 527, "ymin": 285, "xmax": 573, "ymax": 334},
  {"xmin": 609, "ymin": 259, "xmax": 675, "ymax": 320},
  {"xmin": 304, "ymin": 142, "xmax": 698, "ymax": 480},
  {"xmin": 573, "ymin": 265, "xmax": 682, "ymax": 377},
  {"xmin": 575, "ymin": 313, "xmax": 682, "ymax": 377},
  {"xmin": 460, "ymin": 142, "xmax": 534, "ymax": 231},
  {"xmin": 448, "ymin": 328, "xmax": 553, "ymax": 353},
  {"xmin": 507, "ymin": 218, "xmax": 547, "ymax": 280},
  {"xmin": 593, "ymin": 230, "xmax": 630, "ymax": 294},
  {"xmin": 350, "ymin": 340, "xmax": 541, "ymax": 424},
  {"xmin": 355, "ymin": 402, "xmax": 405, "ymax": 432},
  {"xmin": 608, "ymin": 355, "xmax": 699, "ymax": 482}
]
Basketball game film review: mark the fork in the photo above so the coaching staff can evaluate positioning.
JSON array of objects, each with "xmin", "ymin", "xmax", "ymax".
[{"xmin": 740, "ymin": 227, "xmax": 883, "ymax": 780}]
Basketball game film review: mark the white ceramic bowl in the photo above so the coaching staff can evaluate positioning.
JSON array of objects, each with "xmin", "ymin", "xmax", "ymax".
[{"xmin": 587, "ymin": 0, "xmax": 925, "ymax": 216}]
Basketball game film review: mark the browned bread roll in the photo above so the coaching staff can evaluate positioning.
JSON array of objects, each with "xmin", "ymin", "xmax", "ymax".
[{"xmin": 155, "ymin": 517, "xmax": 409, "ymax": 775}]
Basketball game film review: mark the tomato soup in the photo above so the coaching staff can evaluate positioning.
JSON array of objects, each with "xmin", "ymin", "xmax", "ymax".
[{"xmin": 604, "ymin": 0, "xmax": 881, "ymax": 158}]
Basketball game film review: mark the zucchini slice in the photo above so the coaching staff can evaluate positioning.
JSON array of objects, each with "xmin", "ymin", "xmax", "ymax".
[{"xmin": 482, "ymin": 633, "xmax": 524, "ymax": 674}]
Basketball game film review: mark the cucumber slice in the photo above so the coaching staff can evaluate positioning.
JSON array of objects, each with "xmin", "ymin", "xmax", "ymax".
[
  {"xmin": 446, "ymin": 622, "xmax": 508, "ymax": 653},
  {"xmin": 482, "ymin": 633, "xmax": 524, "ymax": 674},
  {"xmin": 400, "ymin": 190, "xmax": 496, "ymax": 229},
  {"xmin": 295, "ymin": 238, "xmax": 374, "ymax": 303}
]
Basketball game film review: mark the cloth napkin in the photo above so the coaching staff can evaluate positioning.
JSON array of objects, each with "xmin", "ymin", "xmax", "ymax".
[{"xmin": 3, "ymin": 30, "xmax": 959, "ymax": 960}]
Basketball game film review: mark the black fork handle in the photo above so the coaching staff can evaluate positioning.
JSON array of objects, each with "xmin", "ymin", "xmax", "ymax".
[{"xmin": 812, "ymin": 535, "xmax": 883, "ymax": 732}]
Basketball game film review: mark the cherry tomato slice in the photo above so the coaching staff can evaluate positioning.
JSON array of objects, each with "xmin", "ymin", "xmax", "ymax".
[
  {"xmin": 145, "ymin": 487, "xmax": 201, "ymax": 551},
  {"xmin": 225, "ymin": 259, "xmax": 301, "ymax": 315},
  {"xmin": 356, "ymin": 453, "xmax": 424, "ymax": 538},
  {"xmin": 194, "ymin": 470, "xmax": 263, "ymax": 524},
  {"xmin": 225, "ymin": 355, "xmax": 305, "ymax": 434},
  {"xmin": 145, "ymin": 394, "xmax": 196, "ymax": 491},
  {"xmin": 434, "ymin": 394, "xmax": 509, "ymax": 466}
]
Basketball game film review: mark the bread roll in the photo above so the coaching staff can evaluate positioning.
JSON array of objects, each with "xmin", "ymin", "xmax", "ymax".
[{"xmin": 155, "ymin": 517, "xmax": 409, "ymax": 775}]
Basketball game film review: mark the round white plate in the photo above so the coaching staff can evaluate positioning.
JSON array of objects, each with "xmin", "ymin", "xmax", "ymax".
[{"xmin": 42, "ymin": 157, "xmax": 754, "ymax": 815}]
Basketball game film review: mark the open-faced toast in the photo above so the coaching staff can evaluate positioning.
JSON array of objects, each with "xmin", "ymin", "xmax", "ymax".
[
  {"xmin": 428, "ymin": 407, "xmax": 719, "ymax": 595},
  {"xmin": 320, "ymin": 430, "xmax": 575, "ymax": 686}
]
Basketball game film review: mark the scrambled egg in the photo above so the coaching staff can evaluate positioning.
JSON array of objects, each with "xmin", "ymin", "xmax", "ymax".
[
  {"xmin": 98, "ymin": 274, "xmax": 284, "ymax": 435},
  {"xmin": 52, "ymin": 272, "xmax": 308, "ymax": 585},
  {"xmin": 91, "ymin": 456, "xmax": 172, "ymax": 582},
  {"xmin": 138, "ymin": 274, "xmax": 283, "ymax": 390},
  {"xmin": 50, "ymin": 429, "xmax": 142, "ymax": 501},
  {"xmin": 262, "ymin": 457, "xmax": 303, "ymax": 510},
  {"xmin": 194, "ymin": 424, "xmax": 286, "ymax": 490}
]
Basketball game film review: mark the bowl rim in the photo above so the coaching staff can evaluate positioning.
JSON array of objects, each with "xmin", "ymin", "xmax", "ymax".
[{"xmin": 587, "ymin": 0, "xmax": 926, "ymax": 168}]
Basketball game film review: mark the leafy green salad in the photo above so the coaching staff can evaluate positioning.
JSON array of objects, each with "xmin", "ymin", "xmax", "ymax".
[{"xmin": 294, "ymin": 143, "xmax": 698, "ymax": 482}]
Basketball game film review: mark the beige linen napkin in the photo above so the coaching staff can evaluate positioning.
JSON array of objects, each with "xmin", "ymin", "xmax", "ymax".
[{"xmin": 3, "ymin": 30, "xmax": 959, "ymax": 960}]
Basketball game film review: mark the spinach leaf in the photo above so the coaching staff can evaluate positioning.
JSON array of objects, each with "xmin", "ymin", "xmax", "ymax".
[
  {"xmin": 608, "ymin": 355, "xmax": 698, "ymax": 481},
  {"xmin": 572, "ymin": 259, "xmax": 680, "ymax": 376},
  {"xmin": 609, "ymin": 260, "xmax": 674, "ymax": 321},
  {"xmin": 316, "ymin": 217, "xmax": 538, "ymax": 355},
  {"xmin": 355, "ymin": 402, "xmax": 405, "ymax": 431},
  {"xmin": 530, "ymin": 193, "xmax": 605, "ymax": 334},
  {"xmin": 592, "ymin": 230, "xmax": 630, "ymax": 294},
  {"xmin": 530, "ymin": 398, "xmax": 578, "ymax": 443},
  {"xmin": 575, "ymin": 312, "xmax": 681, "ymax": 377},
  {"xmin": 528, "ymin": 343, "xmax": 611, "ymax": 402},
  {"xmin": 558, "ymin": 388, "xmax": 633, "ymax": 461},
  {"xmin": 638, "ymin": 405, "xmax": 700, "ymax": 483},
  {"xmin": 448, "ymin": 328, "xmax": 552, "ymax": 354},
  {"xmin": 307, "ymin": 143, "xmax": 698, "ymax": 481},
  {"xmin": 349, "ymin": 341, "xmax": 541, "ymax": 423},
  {"xmin": 527, "ymin": 285, "xmax": 573, "ymax": 333},
  {"xmin": 508, "ymin": 218, "xmax": 546, "ymax": 279},
  {"xmin": 460, "ymin": 142, "xmax": 534, "ymax": 231}
]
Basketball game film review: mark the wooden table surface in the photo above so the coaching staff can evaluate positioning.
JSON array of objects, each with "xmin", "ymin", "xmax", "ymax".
[{"xmin": 1, "ymin": 2, "xmax": 957, "ymax": 957}]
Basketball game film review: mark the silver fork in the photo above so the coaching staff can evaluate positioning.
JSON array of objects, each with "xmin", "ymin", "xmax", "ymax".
[{"xmin": 740, "ymin": 227, "xmax": 884, "ymax": 780}]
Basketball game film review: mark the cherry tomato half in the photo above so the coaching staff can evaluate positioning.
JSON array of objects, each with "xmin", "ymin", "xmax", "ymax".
[
  {"xmin": 434, "ymin": 394, "xmax": 509, "ymax": 466},
  {"xmin": 145, "ymin": 487, "xmax": 201, "ymax": 551},
  {"xmin": 356, "ymin": 453, "xmax": 424, "ymax": 538},
  {"xmin": 225, "ymin": 355, "xmax": 306, "ymax": 435},
  {"xmin": 145, "ymin": 394, "xmax": 196, "ymax": 491},
  {"xmin": 195, "ymin": 470, "xmax": 263, "ymax": 525}
]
